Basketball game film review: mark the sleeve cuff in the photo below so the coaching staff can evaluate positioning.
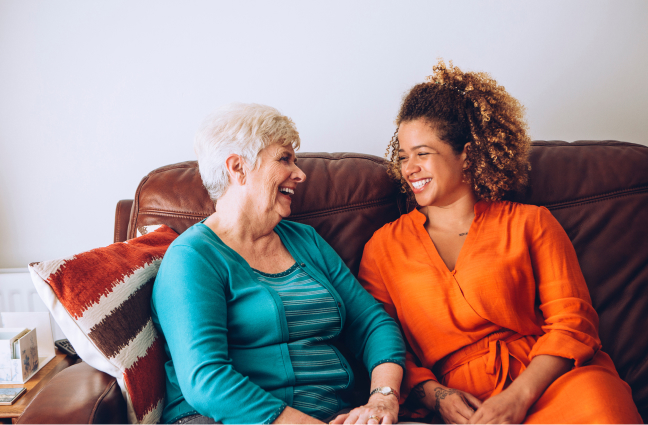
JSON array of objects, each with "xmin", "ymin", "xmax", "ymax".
[
  {"xmin": 369, "ymin": 358, "xmax": 406, "ymax": 376},
  {"xmin": 265, "ymin": 402, "xmax": 288, "ymax": 425},
  {"xmin": 529, "ymin": 330, "xmax": 599, "ymax": 367}
]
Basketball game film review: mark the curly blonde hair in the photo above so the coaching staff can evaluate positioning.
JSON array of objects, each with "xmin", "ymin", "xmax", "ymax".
[{"xmin": 387, "ymin": 60, "xmax": 531, "ymax": 201}]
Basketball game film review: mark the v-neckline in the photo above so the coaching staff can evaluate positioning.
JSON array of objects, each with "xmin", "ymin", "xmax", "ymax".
[{"xmin": 412, "ymin": 201, "xmax": 486, "ymax": 274}]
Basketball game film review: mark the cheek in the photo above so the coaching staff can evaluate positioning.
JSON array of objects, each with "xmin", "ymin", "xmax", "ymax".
[
  {"xmin": 262, "ymin": 177, "xmax": 277, "ymax": 197},
  {"xmin": 260, "ymin": 166, "xmax": 288, "ymax": 194},
  {"xmin": 437, "ymin": 158, "xmax": 463, "ymax": 180}
]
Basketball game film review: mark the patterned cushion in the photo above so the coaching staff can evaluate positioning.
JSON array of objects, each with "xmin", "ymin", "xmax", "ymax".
[{"xmin": 28, "ymin": 225, "xmax": 178, "ymax": 424}]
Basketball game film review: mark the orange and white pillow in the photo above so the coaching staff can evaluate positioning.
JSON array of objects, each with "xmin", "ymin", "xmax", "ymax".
[{"xmin": 29, "ymin": 225, "xmax": 178, "ymax": 424}]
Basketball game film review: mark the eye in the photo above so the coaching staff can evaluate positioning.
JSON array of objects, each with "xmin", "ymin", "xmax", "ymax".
[
  {"xmin": 280, "ymin": 156, "xmax": 291, "ymax": 163},
  {"xmin": 418, "ymin": 152, "xmax": 430, "ymax": 157},
  {"xmin": 398, "ymin": 156, "xmax": 407, "ymax": 162}
]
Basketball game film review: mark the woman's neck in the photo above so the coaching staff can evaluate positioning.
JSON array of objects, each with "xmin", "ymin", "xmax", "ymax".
[
  {"xmin": 204, "ymin": 191, "xmax": 280, "ymax": 248},
  {"xmin": 421, "ymin": 192, "xmax": 479, "ymax": 232}
]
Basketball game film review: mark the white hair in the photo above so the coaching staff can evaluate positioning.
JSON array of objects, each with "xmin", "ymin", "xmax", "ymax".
[{"xmin": 194, "ymin": 103, "xmax": 301, "ymax": 201}]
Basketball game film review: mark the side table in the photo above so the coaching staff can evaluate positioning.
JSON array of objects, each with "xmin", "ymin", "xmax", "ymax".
[{"xmin": 0, "ymin": 352, "xmax": 74, "ymax": 424}]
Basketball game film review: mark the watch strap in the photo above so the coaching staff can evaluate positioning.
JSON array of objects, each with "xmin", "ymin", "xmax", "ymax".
[{"xmin": 369, "ymin": 386, "xmax": 400, "ymax": 399}]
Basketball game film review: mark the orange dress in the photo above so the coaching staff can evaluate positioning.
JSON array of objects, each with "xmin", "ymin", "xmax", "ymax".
[{"xmin": 359, "ymin": 200, "xmax": 641, "ymax": 423}]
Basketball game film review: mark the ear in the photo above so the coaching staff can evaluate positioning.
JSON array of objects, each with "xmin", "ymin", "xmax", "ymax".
[
  {"xmin": 460, "ymin": 143, "xmax": 470, "ymax": 169},
  {"xmin": 225, "ymin": 154, "xmax": 247, "ymax": 186}
]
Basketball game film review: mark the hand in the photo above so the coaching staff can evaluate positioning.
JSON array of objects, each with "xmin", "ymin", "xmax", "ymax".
[
  {"xmin": 329, "ymin": 393, "xmax": 399, "ymax": 424},
  {"xmin": 468, "ymin": 387, "xmax": 528, "ymax": 424},
  {"xmin": 431, "ymin": 386, "xmax": 482, "ymax": 425}
]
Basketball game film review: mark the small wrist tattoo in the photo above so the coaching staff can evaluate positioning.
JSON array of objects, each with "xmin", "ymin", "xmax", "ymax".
[{"xmin": 412, "ymin": 382, "xmax": 427, "ymax": 400}]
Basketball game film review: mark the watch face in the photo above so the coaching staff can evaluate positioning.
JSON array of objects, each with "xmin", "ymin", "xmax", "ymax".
[{"xmin": 380, "ymin": 387, "xmax": 392, "ymax": 395}]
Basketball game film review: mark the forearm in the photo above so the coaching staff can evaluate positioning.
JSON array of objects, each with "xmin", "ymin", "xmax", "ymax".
[
  {"xmin": 370, "ymin": 362, "xmax": 404, "ymax": 396},
  {"xmin": 366, "ymin": 362, "xmax": 403, "ymax": 414},
  {"xmin": 412, "ymin": 380, "xmax": 450, "ymax": 411},
  {"xmin": 273, "ymin": 406, "xmax": 324, "ymax": 424},
  {"xmin": 503, "ymin": 354, "xmax": 573, "ymax": 409}
]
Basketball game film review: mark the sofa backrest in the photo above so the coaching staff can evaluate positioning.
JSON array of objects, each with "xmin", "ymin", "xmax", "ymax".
[
  {"xmin": 125, "ymin": 152, "xmax": 406, "ymax": 277},
  {"xmin": 120, "ymin": 141, "xmax": 648, "ymax": 418}
]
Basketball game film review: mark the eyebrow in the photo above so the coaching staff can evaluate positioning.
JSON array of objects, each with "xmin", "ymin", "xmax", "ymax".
[
  {"xmin": 398, "ymin": 145, "xmax": 432, "ymax": 152},
  {"xmin": 279, "ymin": 150, "xmax": 297, "ymax": 163}
]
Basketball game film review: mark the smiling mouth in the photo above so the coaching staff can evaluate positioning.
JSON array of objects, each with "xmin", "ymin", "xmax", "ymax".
[
  {"xmin": 411, "ymin": 178, "xmax": 431, "ymax": 190},
  {"xmin": 279, "ymin": 187, "xmax": 295, "ymax": 196}
]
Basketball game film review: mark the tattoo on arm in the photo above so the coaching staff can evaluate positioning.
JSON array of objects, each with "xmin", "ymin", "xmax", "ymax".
[
  {"xmin": 433, "ymin": 387, "xmax": 459, "ymax": 412},
  {"xmin": 412, "ymin": 382, "xmax": 427, "ymax": 400}
]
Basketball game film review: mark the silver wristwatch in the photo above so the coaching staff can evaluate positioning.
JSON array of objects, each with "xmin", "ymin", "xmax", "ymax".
[{"xmin": 369, "ymin": 386, "xmax": 399, "ymax": 399}]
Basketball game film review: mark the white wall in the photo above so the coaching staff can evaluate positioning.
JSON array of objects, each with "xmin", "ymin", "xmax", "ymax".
[{"xmin": 1, "ymin": 0, "xmax": 647, "ymax": 269}]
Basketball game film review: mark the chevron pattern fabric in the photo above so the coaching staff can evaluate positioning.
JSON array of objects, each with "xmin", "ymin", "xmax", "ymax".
[{"xmin": 29, "ymin": 225, "xmax": 178, "ymax": 424}]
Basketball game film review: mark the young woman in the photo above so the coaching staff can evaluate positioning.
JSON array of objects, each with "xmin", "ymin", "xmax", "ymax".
[{"xmin": 358, "ymin": 61, "xmax": 641, "ymax": 424}]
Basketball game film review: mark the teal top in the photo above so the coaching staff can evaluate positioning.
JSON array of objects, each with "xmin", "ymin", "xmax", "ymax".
[
  {"xmin": 151, "ymin": 219, "xmax": 406, "ymax": 424},
  {"xmin": 252, "ymin": 263, "xmax": 349, "ymax": 420}
]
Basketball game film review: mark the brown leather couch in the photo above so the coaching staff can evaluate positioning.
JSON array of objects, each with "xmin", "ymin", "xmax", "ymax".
[{"xmin": 18, "ymin": 141, "xmax": 648, "ymax": 423}]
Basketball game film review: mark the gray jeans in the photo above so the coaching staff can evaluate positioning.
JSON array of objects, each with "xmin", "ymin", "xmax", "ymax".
[
  {"xmin": 173, "ymin": 414, "xmax": 219, "ymax": 424},
  {"xmin": 174, "ymin": 408, "xmax": 356, "ymax": 424}
]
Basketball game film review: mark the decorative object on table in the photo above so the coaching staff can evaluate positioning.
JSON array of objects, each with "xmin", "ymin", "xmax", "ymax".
[
  {"xmin": 28, "ymin": 225, "xmax": 178, "ymax": 424},
  {"xmin": 0, "ymin": 387, "xmax": 27, "ymax": 406},
  {"xmin": 0, "ymin": 327, "xmax": 39, "ymax": 384},
  {"xmin": 0, "ymin": 312, "xmax": 57, "ymax": 384}
]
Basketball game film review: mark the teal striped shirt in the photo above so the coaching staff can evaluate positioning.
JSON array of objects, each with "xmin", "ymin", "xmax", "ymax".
[{"xmin": 253, "ymin": 263, "xmax": 350, "ymax": 420}]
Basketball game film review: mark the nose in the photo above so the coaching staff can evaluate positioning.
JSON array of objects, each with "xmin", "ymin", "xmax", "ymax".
[
  {"xmin": 402, "ymin": 157, "xmax": 420, "ymax": 178},
  {"xmin": 292, "ymin": 163, "xmax": 306, "ymax": 183}
]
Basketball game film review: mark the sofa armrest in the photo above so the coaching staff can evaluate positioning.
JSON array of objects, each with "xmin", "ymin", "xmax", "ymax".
[
  {"xmin": 17, "ymin": 362, "xmax": 127, "ymax": 424},
  {"xmin": 114, "ymin": 199, "xmax": 134, "ymax": 243}
]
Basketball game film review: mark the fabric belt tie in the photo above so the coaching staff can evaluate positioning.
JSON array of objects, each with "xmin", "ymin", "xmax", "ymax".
[
  {"xmin": 435, "ymin": 330, "xmax": 528, "ymax": 397},
  {"xmin": 486, "ymin": 339, "xmax": 510, "ymax": 396}
]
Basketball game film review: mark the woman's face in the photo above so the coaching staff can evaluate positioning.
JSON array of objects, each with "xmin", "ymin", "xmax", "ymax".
[
  {"xmin": 245, "ymin": 142, "xmax": 306, "ymax": 219},
  {"xmin": 398, "ymin": 119, "xmax": 470, "ymax": 207}
]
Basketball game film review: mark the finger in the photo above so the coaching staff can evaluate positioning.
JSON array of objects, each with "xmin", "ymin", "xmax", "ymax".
[
  {"xmin": 467, "ymin": 407, "xmax": 483, "ymax": 425},
  {"xmin": 329, "ymin": 413, "xmax": 349, "ymax": 424},
  {"xmin": 380, "ymin": 413, "xmax": 394, "ymax": 424},
  {"xmin": 448, "ymin": 410, "xmax": 469, "ymax": 425},
  {"xmin": 363, "ymin": 412, "xmax": 381, "ymax": 425},
  {"xmin": 456, "ymin": 398, "xmax": 476, "ymax": 420},
  {"xmin": 462, "ymin": 392, "xmax": 483, "ymax": 410},
  {"xmin": 343, "ymin": 413, "xmax": 359, "ymax": 424}
]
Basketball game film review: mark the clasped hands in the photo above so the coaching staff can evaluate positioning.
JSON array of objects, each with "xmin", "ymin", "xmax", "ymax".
[
  {"xmin": 426, "ymin": 383, "xmax": 530, "ymax": 424},
  {"xmin": 329, "ymin": 393, "xmax": 399, "ymax": 424}
]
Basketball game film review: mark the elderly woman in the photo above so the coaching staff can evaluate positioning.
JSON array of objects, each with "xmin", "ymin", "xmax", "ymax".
[
  {"xmin": 151, "ymin": 103, "xmax": 405, "ymax": 424},
  {"xmin": 359, "ymin": 61, "xmax": 642, "ymax": 424}
]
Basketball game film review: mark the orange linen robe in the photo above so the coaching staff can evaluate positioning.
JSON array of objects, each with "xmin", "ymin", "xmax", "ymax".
[{"xmin": 359, "ymin": 200, "xmax": 641, "ymax": 423}]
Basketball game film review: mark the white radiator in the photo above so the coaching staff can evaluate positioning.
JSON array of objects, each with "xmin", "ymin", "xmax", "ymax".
[{"xmin": 0, "ymin": 268, "xmax": 66, "ymax": 340}]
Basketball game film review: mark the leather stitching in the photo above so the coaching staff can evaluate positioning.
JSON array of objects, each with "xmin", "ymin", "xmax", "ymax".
[
  {"xmin": 135, "ymin": 197, "xmax": 398, "ymax": 222},
  {"xmin": 289, "ymin": 198, "xmax": 397, "ymax": 220},
  {"xmin": 137, "ymin": 207, "xmax": 213, "ymax": 216},
  {"xmin": 138, "ymin": 211, "xmax": 207, "ymax": 220},
  {"xmin": 532, "ymin": 141, "xmax": 647, "ymax": 148},
  {"xmin": 544, "ymin": 185, "xmax": 648, "ymax": 210}
]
